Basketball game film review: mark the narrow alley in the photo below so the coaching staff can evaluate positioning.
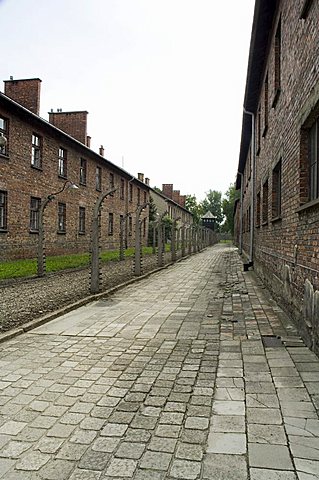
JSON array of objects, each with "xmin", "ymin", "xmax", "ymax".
[{"xmin": 0, "ymin": 244, "xmax": 318, "ymax": 479}]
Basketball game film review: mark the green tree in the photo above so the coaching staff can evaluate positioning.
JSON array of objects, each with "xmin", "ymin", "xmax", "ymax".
[
  {"xmin": 147, "ymin": 196, "xmax": 158, "ymax": 246},
  {"xmin": 185, "ymin": 194, "xmax": 203, "ymax": 224},
  {"xmin": 221, "ymin": 183, "xmax": 240, "ymax": 234},
  {"xmin": 200, "ymin": 190, "xmax": 223, "ymax": 229}
]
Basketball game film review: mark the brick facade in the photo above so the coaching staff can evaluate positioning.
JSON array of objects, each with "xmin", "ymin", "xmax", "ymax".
[
  {"xmin": 235, "ymin": 0, "xmax": 319, "ymax": 351},
  {"xmin": 0, "ymin": 80, "xmax": 150, "ymax": 260}
]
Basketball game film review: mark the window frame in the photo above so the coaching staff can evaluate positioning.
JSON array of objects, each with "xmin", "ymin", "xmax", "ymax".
[
  {"xmin": 272, "ymin": 159, "xmax": 282, "ymax": 219},
  {"xmin": 79, "ymin": 206, "xmax": 86, "ymax": 234},
  {"xmin": 80, "ymin": 158, "xmax": 87, "ymax": 186},
  {"xmin": 0, "ymin": 190, "xmax": 8, "ymax": 231},
  {"xmin": 108, "ymin": 212, "xmax": 114, "ymax": 236},
  {"xmin": 262, "ymin": 179, "xmax": 269, "ymax": 225},
  {"xmin": 57, "ymin": 202, "xmax": 66, "ymax": 233},
  {"xmin": 31, "ymin": 133, "xmax": 42, "ymax": 169},
  {"xmin": 95, "ymin": 166, "xmax": 102, "ymax": 191},
  {"xmin": 30, "ymin": 196, "xmax": 41, "ymax": 232},
  {"xmin": 58, "ymin": 147, "xmax": 67, "ymax": 178},
  {"xmin": 120, "ymin": 178, "xmax": 125, "ymax": 200},
  {"xmin": 0, "ymin": 116, "xmax": 8, "ymax": 156}
]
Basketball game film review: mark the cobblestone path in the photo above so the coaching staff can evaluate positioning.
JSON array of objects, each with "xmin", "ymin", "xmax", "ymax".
[{"xmin": 0, "ymin": 244, "xmax": 318, "ymax": 479}]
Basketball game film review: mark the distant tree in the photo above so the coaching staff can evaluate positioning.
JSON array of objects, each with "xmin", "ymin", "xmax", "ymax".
[
  {"xmin": 221, "ymin": 183, "xmax": 240, "ymax": 235},
  {"xmin": 185, "ymin": 194, "xmax": 203, "ymax": 224},
  {"xmin": 200, "ymin": 190, "xmax": 223, "ymax": 230},
  {"xmin": 153, "ymin": 186, "xmax": 162, "ymax": 193},
  {"xmin": 162, "ymin": 215, "xmax": 173, "ymax": 242}
]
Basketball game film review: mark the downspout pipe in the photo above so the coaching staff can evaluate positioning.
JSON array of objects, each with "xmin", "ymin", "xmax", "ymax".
[
  {"xmin": 243, "ymin": 107, "xmax": 255, "ymax": 266},
  {"xmin": 237, "ymin": 171, "xmax": 244, "ymax": 256}
]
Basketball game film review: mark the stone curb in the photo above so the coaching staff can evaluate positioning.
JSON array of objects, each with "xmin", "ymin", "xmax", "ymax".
[{"xmin": 0, "ymin": 256, "xmax": 190, "ymax": 345}]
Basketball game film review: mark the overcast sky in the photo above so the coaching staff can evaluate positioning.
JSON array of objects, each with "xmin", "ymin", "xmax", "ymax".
[{"xmin": 1, "ymin": 0, "xmax": 254, "ymax": 201}]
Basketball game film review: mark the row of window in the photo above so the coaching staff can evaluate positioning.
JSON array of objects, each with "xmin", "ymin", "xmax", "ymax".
[
  {"xmin": 1, "ymin": 117, "xmax": 147, "ymax": 203},
  {"xmin": 0, "ymin": 192, "xmax": 148, "ymax": 236}
]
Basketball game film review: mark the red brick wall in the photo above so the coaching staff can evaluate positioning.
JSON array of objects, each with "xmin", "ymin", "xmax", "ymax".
[
  {"xmin": 237, "ymin": 0, "xmax": 319, "ymax": 342},
  {"xmin": 0, "ymin": 104, "xmax": 149, "ymax": 260}
]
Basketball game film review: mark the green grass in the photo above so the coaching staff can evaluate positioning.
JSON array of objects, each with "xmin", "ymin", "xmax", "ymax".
[{"xmin": 0, "ymin": 245, "xmax": 165, "ymax": 281}]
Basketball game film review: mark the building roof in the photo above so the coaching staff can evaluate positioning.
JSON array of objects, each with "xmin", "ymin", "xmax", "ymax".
[
  {"xmin": 202, "ymin": 211, "xmax": 216, "ymax": 219},
  {"xmin": 0, "ymin": 92, "xmax": 148, "ymax": 189},
  {"xmin": 236, "ymin": 0, "xmax": 278, "ymax": 189},
  {"xmin": 149, "ymin": 186, "xmax": 193, "ymax": 216}
]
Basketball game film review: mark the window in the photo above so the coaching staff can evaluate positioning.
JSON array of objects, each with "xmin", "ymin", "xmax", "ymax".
[
  {"xmin": 309, "ymin": 118, "xmax": 319, "ymax": 201},
  {"xmin": 272, "ymin": 159, "xmax": 282, "ymax": 218},
  {"xmin": 58, "ymin": 202, "xmax": 66, "ymax": 233},
  {"xmin": 129, "ymin": 183, "xmax": 133, "ymax": 202},
  {"xmin": 30, "ymin": 197, "xmax": 41, "ymax": 232},
  {"xmin": 109, "ymin": 172, "xmax": 115, "ymax": 196},
  {"xmin": 79, "ymin": 207, "xmax": 86, "ymax": 234},
  {"xmin": 96, "ymin": 166, "xmax": 102, "ymax": 191},
  {"xmin": 262, "ymin": 179, "xmax": 269, "ymax": 224},
  {"xmin": 58, "ymin": 147, "xmax": 67, "ymax": 178},
  {"xmin": 128, "ymin": 215, "xmax": 132, "ymax": 235},
  {"xmin": 0, "ymin": 191, "xmax": 8, "ymax": 230},
  {"xmin": 80, "ymin": 158, "xmax": 87, "ymax": 185},
  {"xmin": 273, "ymin": 18, "xmax": 281, "ymax": 107},
  {"xmin": 0, "ymin": 116, "xmax": 8, "ymax": 156},
  {"xmin": 262, "ymin": 73, "xmax": 269, "ymax": 137},
  {"xmin": 120, "ymin": 178, "xmax": 125, "ymax": 199},
  {"xmin": 256, "ymin": 191, "xmax": 261, "ymax": 226},
  {"xmin": 31, "ymin": 133, "xmax": 42, "ymax": 168},
  {"xmin": 108, "ymin": 212, "xmax": 114, "ymax": 235},
  {"xmin": 137, "ymin": 187, "xmax": 141, "ymax": 205},
  {"xmin": 143, "ymin": 191, "xmax": 147, "ymax": 204}
]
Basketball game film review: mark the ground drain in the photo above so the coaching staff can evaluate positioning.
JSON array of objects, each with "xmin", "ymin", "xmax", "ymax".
[{"xmin": 261, "ymin": 335, "xmax": 283, "ymax": 348}]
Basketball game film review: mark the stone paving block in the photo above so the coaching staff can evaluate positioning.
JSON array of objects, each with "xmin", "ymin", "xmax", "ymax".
[
  {"xmin": 0, "ymin": 440, "xmax": 31, "ymax": 458},
  {"xmin": 100, "ymin": 423, "xmax": 128, "ymax": 437},
  {"xmin": 176, "ymin": 442, "xmax": 203, "ymax": 460},
  {"xmin": 105, "ymin": 458, "xmax": 137, "ymax": 477},
  {"xmin": 0, "ymin": 421, "xmax": 27, "ymax": 435},
  {"xmin": 0, "ymin": 458, "xmax": 16, "ymax": 478},
  {"xmin": 15, "ymin": 451, "xmax": 50, "ymax": 471},
  {"xmin": 69, "ymin": 467, "xmax": 102, "ymax": 479},
  {"xmin": 248, "ymin": 443, "xmax": 293, "ymax": 470},
  {"xmin": 295, "ymin": 458, "xmax": 319, "ymax": 476},
  {"xmin": 250, "ymin": 468, "xmax": 297, "ymax": 479},
  {"xmin": 92, "ymin": 436, "xmax": 121, "ymax": 453},
  {"xmin": 115, "ymin": 441, "xmax": 145, "ymax": 459},
  {"xmin": 248, "ymin": 424, "xmax": 287, "ymax": 444},
  {"xmin": 170, "ymin": 459, "xmax": 201, "ymax": 479},
  {"xmin": 247, "ymin": 407, "xmax": 282, "ymax": 424},
  {"xmin": 212, "ymin": 400, "xmax": 245, "ymax": 416},
  {"xmin": 148, "ymin": 436, "xmax": 177, "ymax": 453},
  {"xmin": 38, "ymin": 458, "xmax": 75, "ymax": 479},
  {"xmin": 36, "ymin": 437, "xmax": 64, "ymax": 454},
  {"xmin": 69, "ymin": 428, "xmax": 97, "ymax": 445},
  {"xmin": 185, "ymin": 416, "xmax": 209, "ymax": 430},
  {"xmin": 203, "ymin": 453, "xmax": 247, "ymax": 479},
  {"xmin": 139, "ymin": 450, "xmax": 172, "ymax": 470},
  {"xmin": 79, "ymin": 448, "xmax": 111, "ymax": 471},
  {"xmin": 56, "ymin": 441, "xmax": 88, "ymax": 460},
  {"xmin": 207, "ymin": 431, "xmax": 246, "ymax": 454},
  {"xmin": 211, "ymin": 414, "xmax": 245, "ymax": 433}
]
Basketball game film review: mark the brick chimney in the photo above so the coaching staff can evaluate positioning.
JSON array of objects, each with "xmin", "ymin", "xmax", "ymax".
[
  {"xmin": 179, "ymin": 195, "xmax": 186, "ymax": 208},
  {"xmin": 86, "ymin": 136, "xmax": 91, "ymax": 148},
  {"xmin": 172, "ymin": 190, "xmax": 181, "ymax": 204},
  {"xmin": 145, "ymin": 177, "xmax": 150, "ymax": 186},
  {"xmin": 4, "ymin": 77, "xmax": 41, "ymax": 115},
  {"xmin": 138, "ymin": 173, "xmax": 144, "ymax": 182},
  {"xmin": 48, "ymin": 110, "xmax": 88, "ymax": 144},
  {"xmin": 99, "ymin": 145, "xmax": 104, "ymax": 156},
  {"xmin": 162, "ymin": 184, "xmax": 173, "ymax": 199}
]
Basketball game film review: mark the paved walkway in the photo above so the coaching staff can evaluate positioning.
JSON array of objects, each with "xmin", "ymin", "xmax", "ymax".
[{"xmin": 0, "ymin": 244, "xmax": 318, "ymax": 479}]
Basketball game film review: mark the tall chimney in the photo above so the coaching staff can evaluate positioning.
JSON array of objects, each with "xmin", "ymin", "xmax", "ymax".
[
  {"xmin": 4, "ymin": 78, "xmax": 42, "ymax": 115},
  {"xmin": 86, "ymin": 136, "xmax": 91, "ymax": 148},
  {"xmin": 138, "ymin": 173, "xmax": 144, "ymax": 182},
  {"xmin": 48, "ymin": 110, "xmax": 88, "ymax": 144},
  {"xmin": 145, "ymin": 177, "xmax": 150, "ymax": 186},
  {"xmin": 172, "ymin": 190, "xmax": 181, "ymax": 204},
  {"xmin": 162, "ymin": 184, "xmax": 173, "ymax": 199},
  {"xmin": 99, "ymin": 145, "xmax": 104, "ymax": 156}
]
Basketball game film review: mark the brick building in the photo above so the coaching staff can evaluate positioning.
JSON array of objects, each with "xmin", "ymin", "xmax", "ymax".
[
  {"xmin": 0, "ymin": 78, "xmax": 150, "ymax": 260},
  {"xmin": 234, "ymin": 0, "xmax": 319, "ymax": 350}
]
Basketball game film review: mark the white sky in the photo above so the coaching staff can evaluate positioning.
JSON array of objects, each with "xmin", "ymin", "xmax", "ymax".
[{"xmin": 0, "ymin": 0, "xmax": 254, "ymax": 201}]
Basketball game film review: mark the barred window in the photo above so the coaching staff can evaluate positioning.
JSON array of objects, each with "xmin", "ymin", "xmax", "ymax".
[
  {"xmin": 129, "ymin": 183, "xmax": 133, "ymax": 202},
  {"xmin": 309, "ymin": 118, "xmax": 319, "ymax": 201},
  {"xmin": 262, "ymin": 179, "xmax": 269, "ymax": 224},
  {"xmin": 80, "ymin": 158, "xmax": 87, "ymax": 185},
  {"xmin": 272, "ymin": 160, "xmax": 282, "ymax": 218},
  {"xmin": 30, "ymin": 197, "xmax": 41, "ymax": 231},
  {"xmin": 0, "ymin": 116, "xmax": 8, "ymax": 156},
  {"xmin": 120, "ymin": 178, "xmax": 125, "ymax": 199},
  {"xmin": 96, "ymin": 166, "xmax": 102, "ymax": 191},
  {"xmin": 31, "ymin": 133, "xmax": 42, "ymax": 168},
  {"xmin": 108, "ymin": 212, "xmax": 114, "ymax": 235},
  {"xmin": 58, "ymin": 147, "xmax": 67, "ymax": 178},
  {"xmin": 79, "ymin": 206, "xmax": 85, "ymax": 234},
  {"xmin": 0, "ymin": 190, "xmax": 8, "ymax": 230},
  {"xmin": 58, "ymin": 202, "xmax": 66, "ymax": 232}
]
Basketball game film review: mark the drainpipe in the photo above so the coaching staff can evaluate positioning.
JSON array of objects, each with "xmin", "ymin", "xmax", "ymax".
[
  {"xmin": 243, "ymin": 107, "xmax": 255, "ymax": 266},
  {"xmin": 237, "ymin": 171, "xmax": 244, "ymax": 256}
]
